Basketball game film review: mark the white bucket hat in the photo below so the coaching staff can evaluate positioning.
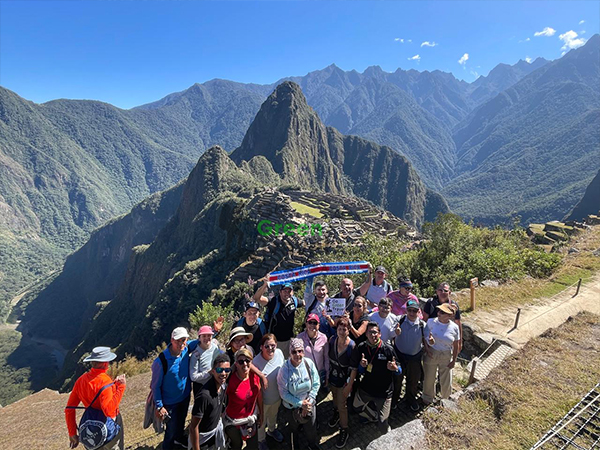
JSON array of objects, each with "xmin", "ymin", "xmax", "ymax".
[{"xmin": 83, "ymin": 346, "xmax": 117, "ymax": 363}]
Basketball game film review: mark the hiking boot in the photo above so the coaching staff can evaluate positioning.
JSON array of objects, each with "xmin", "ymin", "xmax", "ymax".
[
  {"xmin": 328, "ymin": 411, "xmax": 340, "ymax": 428},
  {"xmin": 336, "ymin": 428, "xmax": 349, "ymax": 448},
  {"xmin": 266, "ymin": 429, "xmax": 284, "ymax": 443},
  {"xmin": 258, "ymin": 440, "xmax": 269, "ymax": 450}
]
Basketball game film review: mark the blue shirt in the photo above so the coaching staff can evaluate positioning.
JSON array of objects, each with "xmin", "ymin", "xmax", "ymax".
[{"xmin": 151, "ymin": 339, "xmax": 198, "ymax": 408}]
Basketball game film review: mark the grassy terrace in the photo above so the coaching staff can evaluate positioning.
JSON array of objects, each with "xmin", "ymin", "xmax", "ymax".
[
  {"xmin": 290, "ymin": 200, "xmax": 324, "ymax": 218},
  {"xmin": 423, "ymin": 312, "xmax": 600, "ymax": 449}
]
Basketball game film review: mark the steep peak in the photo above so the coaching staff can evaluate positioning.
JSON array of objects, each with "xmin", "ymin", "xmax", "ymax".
[
  {"xmin": 230, "ymin": 82, "xmax": 346, "ymax": 194},
  {"xmin": 231, "ymin": 81, "xmax": 317, "ymax": 165},
  {"xmin": 362, "ymin": 65, "xmax": 386, "ymax": 79},
  {"xmin": 179, "ymin": 145, "xmax": 256, "ymax": 221}
]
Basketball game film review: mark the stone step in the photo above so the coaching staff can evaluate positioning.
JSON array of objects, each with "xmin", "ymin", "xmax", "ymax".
[{"xmin": 469, "ymin": 344, "xmax": 516, "ymax": 382}]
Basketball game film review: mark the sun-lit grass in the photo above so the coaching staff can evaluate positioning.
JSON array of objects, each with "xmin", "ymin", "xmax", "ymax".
[
  {"xmin": 455, "ymin": 225, "xmax": 600, "ymax": 313},
  {"xmin": 290, "ymin": 201, "xmax": 324, "ymax": 218},
  {"xmin": 423, "ymin": 313, "xmax": 600, "ymax": 450}
]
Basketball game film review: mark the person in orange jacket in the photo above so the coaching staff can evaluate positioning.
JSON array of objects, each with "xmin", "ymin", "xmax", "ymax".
[{"xmin": 65, "ymin": 347, "xmax": 126, "ymax": 449}]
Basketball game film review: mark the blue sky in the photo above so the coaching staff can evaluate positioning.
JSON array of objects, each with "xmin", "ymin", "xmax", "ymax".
[{"xmin": 0, "ymin": 0, "xmax": 597, "ymax": 109}]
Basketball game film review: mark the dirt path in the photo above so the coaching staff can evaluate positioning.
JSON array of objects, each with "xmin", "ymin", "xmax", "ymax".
[{"xmin": 467, "ymin": 273, "xmax": 600, "ymax": 348}]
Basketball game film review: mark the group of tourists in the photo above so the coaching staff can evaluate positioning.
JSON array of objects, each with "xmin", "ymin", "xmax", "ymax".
[{"xmin": 64, "ymin": 264, "xmax": 462, "ymax": 450}]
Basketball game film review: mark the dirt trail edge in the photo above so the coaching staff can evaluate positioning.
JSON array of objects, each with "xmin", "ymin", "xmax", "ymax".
[{"xmin": 466, "ymin": 273, "xmax": 600, "ymax": 348}]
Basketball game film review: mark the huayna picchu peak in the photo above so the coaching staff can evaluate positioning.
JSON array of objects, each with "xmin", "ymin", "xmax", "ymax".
[{"xmin": 231, "ymin": 81, "xmax": 448, "ymax": 228}]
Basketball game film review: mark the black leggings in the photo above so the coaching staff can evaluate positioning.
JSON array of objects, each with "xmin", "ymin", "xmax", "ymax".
[{"xmin": 225, "ymin": 425, "xmax": 258, "ymax": 450}]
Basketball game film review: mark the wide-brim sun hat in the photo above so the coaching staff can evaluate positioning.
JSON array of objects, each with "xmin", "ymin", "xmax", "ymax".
[
  {"xmin": 436, "ymin": 303, "xmax": 455, "ymax": 315},
  {"xmin": 83, "ymin": 346, "xmax": 117, "ymax": 363},
  {"xmin": 228, "ymin": 327, "xmax": 253, "ymax": 346}
]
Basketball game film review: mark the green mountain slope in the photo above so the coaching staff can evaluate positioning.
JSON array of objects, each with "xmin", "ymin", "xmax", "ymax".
[
  {"xmin": 565, "ymin": 169, "xmax": 600, "ymax": 221},
  {"xmin": 444, "ymin": 35, "xmax": 600, "ymax": 225}
]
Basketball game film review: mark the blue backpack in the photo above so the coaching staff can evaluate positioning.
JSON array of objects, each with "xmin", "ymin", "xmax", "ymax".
[{"xmin": 66, "ymin": 382, "xmax": 120, "ymax": 450}]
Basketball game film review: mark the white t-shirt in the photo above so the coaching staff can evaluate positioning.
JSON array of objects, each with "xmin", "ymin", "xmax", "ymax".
[
  {"xmin": 189, "ymin": 339, "xmax": 221, "ymax": 385},
  {"xmin": 427, "ymin": 318, "xmax": 460, "ymax": 352},
  {"xmin": 368, "ymin": 311, "xmax": 398, "ymax": 343},
  {"xmin": 253, "ymin": 348, "xmax": 285, "ymax": 405}
]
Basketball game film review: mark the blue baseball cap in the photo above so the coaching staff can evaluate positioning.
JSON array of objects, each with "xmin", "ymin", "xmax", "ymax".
[
  {"xmin": 245, "ymin": 301, "xmax": 260, "ymax": 311},
  {"xmin": 281, "ymin": 283, "xmax": 293, "ymax": 290},
  {"xmin": 406, "ymin": 300, "xmax": 420, "ymax": 310}
]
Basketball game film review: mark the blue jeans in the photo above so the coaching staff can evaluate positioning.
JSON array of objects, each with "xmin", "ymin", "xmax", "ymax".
[{"xmin": 162, "ymin": 396, "xmax": 190, "ymax": 449}]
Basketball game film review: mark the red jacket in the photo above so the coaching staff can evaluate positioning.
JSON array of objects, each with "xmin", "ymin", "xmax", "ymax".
[{"xmin": 65, "ymin": 368, "xmax": 125, "ymax": 437}]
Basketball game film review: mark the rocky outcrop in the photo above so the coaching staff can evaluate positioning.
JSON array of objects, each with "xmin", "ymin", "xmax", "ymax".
[{"xmin": 366, "ymin": 419, "xmax": 428, "ymax": 450}]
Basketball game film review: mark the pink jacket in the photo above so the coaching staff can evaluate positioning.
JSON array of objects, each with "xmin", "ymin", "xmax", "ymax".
[{"xmin": 297, "ymin": 330, "xmax": 330, "ymax": 375}]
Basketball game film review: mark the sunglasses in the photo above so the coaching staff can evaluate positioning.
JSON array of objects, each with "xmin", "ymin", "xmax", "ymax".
[
  {"xmin": 367, "ymin": 329, "xmax": 380, "ymax": 335},
  {"xmin": 215, "ymin": 367, "xmax": 231, "ymax": 374},
  {"xmin": 438, "ymin": 289, "xmax": 450, "ymax": 293},
  {"xmin": 402, "ymin": 286, "xmax": 413, "ymax": 291},
  {"xmin": 263, "ymin": 344, "xmax": 276, "ymax": 350},
  {"xmin": 236, "ymin": 359, "xmax": 251, "ymax": 365},
  {"xmin": 307, "ymin": 320, "xmax": 319, "ymax": 325},
  {"xmin": 291, "ymin": 349, "xmax": 304, "ymax": 355}
]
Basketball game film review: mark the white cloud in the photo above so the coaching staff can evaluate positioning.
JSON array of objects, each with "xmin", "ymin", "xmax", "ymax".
[
  {"xmin": 470, "ymin": 70, "xmax": 479, "ymax": 79},
  {"xmin": 407, "ymin": 39, "xmax": 412, "ymax": 43},
  {"xmin": 421, "ymin": 41, "xmax": 438, "ymax": 47},
  {"xmin": 395, "ymin": 38, "xmax": 404, "ymax": 43},
  {"xmin": 559, "ymin": 30, "xmax": 587, "ymax": 52},
  {"xmin": 458, "ymin": 53, "xmax": 469, "ymax": 65},
  {"xmin": 579, "ymin": 20, "xmax": 585, "ymax": 25},
  {"xmin": 525, "ymin": 56, "xmax": 532, "ymax": 63},
  {"xmin": 581, "ymin": 30, "xmax": 586, "ymax": 34},
  {"xmin": 407, "ymin": 54, "xmax": 421, "ymax": 61},
  {"xmin": 519, "ymin": 37, "xmax": 531, "ymax": 43},
  {"xmin": 534, "ymin": 27, "xmax": 556, "ymax": 37}
]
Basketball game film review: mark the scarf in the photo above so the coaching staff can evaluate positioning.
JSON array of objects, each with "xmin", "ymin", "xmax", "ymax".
[{"xmin": 268, "ymin": 261, "xmax": 370, "ymax": 286}]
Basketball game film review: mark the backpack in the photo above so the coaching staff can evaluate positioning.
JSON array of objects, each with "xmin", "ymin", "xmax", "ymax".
[
  {"xmin": 66, "ymin": 383, "xmax": 120, "ymax": 450},
  {"xmin": 235, "ymin": 317, "xmax": 267, "ymax": 336},
  {"xmin": 264, "ymin": 295, "xmax": 299, "ymax": 333}
]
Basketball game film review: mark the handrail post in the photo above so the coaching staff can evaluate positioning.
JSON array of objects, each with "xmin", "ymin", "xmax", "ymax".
[
  {"xmin": 513, "ymin": 308, "xmax": 522, "ymax": 329},
  {"xmin": 470, "ymin": 277, "xmax": 478, "ymax": 311},
  {"xmin": 574, "ymin": 278, "xmax": 582, "ymax": 297}
]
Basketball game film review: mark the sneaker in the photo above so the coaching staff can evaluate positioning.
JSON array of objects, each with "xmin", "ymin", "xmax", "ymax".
[
  {"xmin": 266, "ymin": 429, "xmax": 284, "ymax": 443},
  {"xmin": 259, "ymin": 440, "xmax": 269, "ymax": 450},
  {"xmin": 328, "ymin": 411, "xmax": 340, "ymax": 428},
  {"xmin": 336, "ymin": 428, "xmax": 349, "ymax": 448}
]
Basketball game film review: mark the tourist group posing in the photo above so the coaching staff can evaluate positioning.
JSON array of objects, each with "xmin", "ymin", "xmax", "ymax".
[{"xmin": 64, "ymin": 264, "xmax": 462, "ymax": 450}]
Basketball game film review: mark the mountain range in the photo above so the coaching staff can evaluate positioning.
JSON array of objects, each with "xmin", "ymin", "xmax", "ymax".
[{"xmin": 1, "ymin": 35, "xmax": 599, "ymax": 323}]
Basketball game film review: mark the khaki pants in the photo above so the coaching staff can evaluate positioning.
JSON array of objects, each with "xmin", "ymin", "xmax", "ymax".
[
  {"xmin": 257, "ymin": 399, "xmax": 281, "ymax": 442},
  {"xmin": 330, "ymin": 385, "xmax": 349, "ymax": 429},
  {"xmin": 422, "ymin": 348, "xmax": 452, "ymax": 404}
]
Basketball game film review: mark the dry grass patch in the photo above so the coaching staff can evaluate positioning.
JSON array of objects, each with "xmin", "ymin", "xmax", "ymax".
[{"xmin": 423, "ymin": 313, "xmax": 600, "ymax": 450}]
